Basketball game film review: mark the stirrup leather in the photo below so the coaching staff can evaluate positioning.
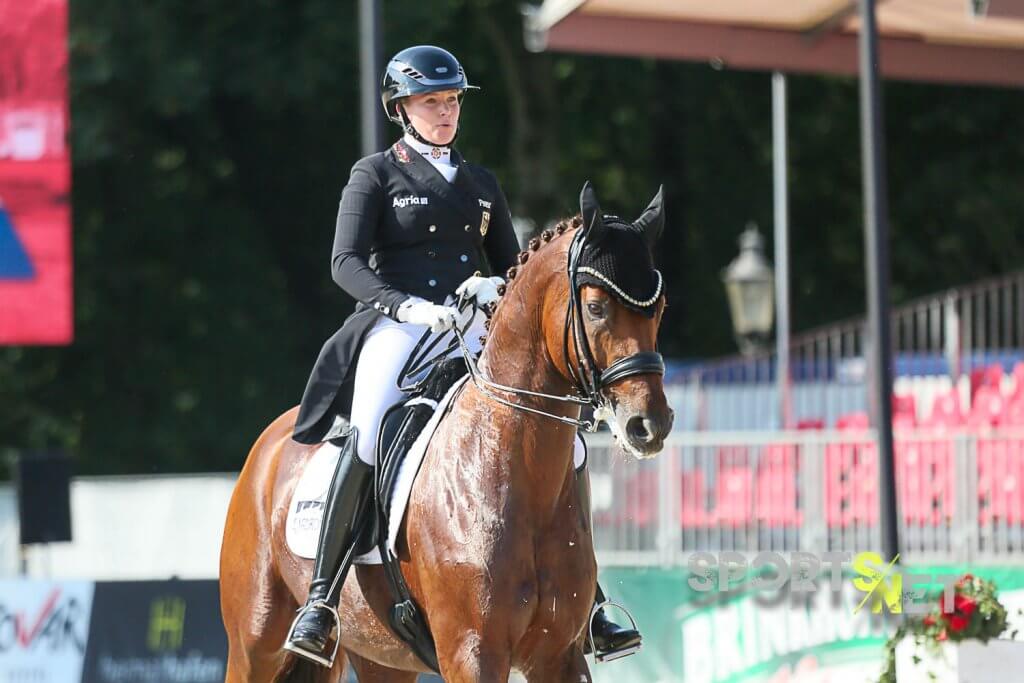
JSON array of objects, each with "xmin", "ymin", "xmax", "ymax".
[
  {"xmin": 282, "ymin": 599, "xmax": 343, "ymax": 668},
  {"xmin": 587, "ymin": 598, "xmax": 642, "ymax": 664}
]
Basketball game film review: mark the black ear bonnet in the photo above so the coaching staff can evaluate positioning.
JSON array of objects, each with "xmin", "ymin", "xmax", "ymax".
[{"xmin": 576, "ymin": 182, "xmax": 665, "ymax": 318}]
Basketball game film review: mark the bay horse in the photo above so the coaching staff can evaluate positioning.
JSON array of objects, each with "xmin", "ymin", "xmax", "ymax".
[{"xmin": 220, "ymin": 184, "xmax": 673, "ymax": 682}]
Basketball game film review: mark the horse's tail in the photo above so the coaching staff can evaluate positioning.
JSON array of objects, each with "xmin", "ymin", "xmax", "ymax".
[{"xmin": 274, "ymin": 652, "xmax": 346, "ymax": 683}]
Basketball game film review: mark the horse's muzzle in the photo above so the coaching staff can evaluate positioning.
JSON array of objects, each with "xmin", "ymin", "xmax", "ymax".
[{"xmin": 623, "ymin": 407, "xmax": 674, "ymax": 456}]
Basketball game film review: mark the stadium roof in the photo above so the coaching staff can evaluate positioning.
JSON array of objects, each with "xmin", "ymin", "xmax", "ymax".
[{"xmin": 530, "ymin": 0, "xmax": 1024, "ymax": 87}]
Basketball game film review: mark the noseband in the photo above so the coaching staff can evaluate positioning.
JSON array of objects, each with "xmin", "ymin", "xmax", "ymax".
[{"xmin": 448, "ymin": 227, "xmax": 665, "ymax": 432}]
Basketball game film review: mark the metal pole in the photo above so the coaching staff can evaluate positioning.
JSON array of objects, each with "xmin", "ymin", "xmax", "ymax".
[
  {"xmin": 858, "ymin": 0, "xmax": 899, "ymax": 563},
  {"xmin": 772, "ymin": 72, "xmax": 792, "ymax": 430},
  {"xmin": 359, "ymin": 0, "xmax": 385, "ymax": 155}
]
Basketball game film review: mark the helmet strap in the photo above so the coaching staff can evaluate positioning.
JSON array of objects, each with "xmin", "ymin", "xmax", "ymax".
[
  {"xmin": 397, "ymin": 105, "xmax": 432, "ymax": 145},
  {"xmin": 396, "ymin": 101, "xmax": 461, "ymax": 147}
]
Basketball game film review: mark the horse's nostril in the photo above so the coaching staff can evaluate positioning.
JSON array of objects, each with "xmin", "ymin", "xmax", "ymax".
[{"xmin": 626, "ymin": 415, "xmax": 654, "ymax": 444}]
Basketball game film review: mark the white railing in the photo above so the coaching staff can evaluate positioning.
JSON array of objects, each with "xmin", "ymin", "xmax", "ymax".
[
  {"xmin": 675, "ymin": 269, "xmax": 1024, "ymax": 430},
  {"xmin": 588, "ymin": 430, "xmax": 1024, "ymax": 566}
]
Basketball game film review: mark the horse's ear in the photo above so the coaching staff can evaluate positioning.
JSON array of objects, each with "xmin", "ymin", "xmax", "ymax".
[
  {"xmin": 633, "ymin": 185, "xmax": 665, "ymax": 249},
  {"xmin": 579, "ymin": 181, "xmax": 608, "ymax": 244}
]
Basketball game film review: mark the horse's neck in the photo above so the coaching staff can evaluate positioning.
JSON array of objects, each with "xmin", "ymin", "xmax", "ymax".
[{"xmin": 474, "ymin": 268, "xmax": 580, "ymax": 502}]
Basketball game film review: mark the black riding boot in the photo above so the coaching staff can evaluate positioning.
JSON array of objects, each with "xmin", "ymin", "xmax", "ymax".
[
  {"xmin": 284, "ymin": 434, "xmax": 374, "ymax": 667},
  {"xmin": 576, "ymin": 465, "xmax": 643, "ymax": 661}
]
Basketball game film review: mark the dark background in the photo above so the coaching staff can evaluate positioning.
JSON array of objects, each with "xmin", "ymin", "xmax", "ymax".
[{"xmin": 1, "ymin": 0, "xmax": 1022, "ymax": 473}]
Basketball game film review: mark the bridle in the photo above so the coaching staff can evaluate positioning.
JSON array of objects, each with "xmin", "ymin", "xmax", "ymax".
[
  {"xmin": 563, "ymin": 225, "xmax": 665, "ymax": 413},
  {"xmin": 443, "ymin": 227, "xmax": 665, "ymax": 432}
]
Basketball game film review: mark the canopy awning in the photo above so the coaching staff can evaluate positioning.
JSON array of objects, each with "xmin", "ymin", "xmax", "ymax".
[{"xmin": 531, "ymin": 0, "xmax": 1024, "ymax": 87}]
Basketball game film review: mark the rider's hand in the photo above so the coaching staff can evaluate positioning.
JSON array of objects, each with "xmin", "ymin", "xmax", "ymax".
[
  {"xmin": 396, "ymin": 298, "xmax": 460, "ymax": 333},
  {"xmin": 455, "ymin": 275, "xmax": 504, "ymax": 307}
]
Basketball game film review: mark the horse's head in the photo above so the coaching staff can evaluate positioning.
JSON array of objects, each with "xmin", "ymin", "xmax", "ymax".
[{"xmin": 544, "ymin": 183, "xmax": 675, "ymax": 458}]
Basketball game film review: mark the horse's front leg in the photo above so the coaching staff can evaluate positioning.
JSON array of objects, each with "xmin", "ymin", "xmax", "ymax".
[
  {"xmin": 434, "ymin": 632, "xmax": 512, "ymax": 683},
  {"xmin": 522, "ymin": 648, "xmax": 591, "ymax": 683}
]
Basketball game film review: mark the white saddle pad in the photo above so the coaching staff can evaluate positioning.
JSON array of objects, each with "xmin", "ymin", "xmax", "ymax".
[{"xmin": 286, "ymin": 375, "xmax": 469, "ymax": 565}]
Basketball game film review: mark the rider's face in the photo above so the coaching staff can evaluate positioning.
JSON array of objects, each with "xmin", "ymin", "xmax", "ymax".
[{"xmin": 401, "ymin": 90, "xmax": 461, "ymax": 146}]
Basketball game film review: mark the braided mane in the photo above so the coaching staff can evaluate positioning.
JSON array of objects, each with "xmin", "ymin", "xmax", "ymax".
[{"xmin": 479, "ymin": 214, "xmax": 583, "ymax": 347}]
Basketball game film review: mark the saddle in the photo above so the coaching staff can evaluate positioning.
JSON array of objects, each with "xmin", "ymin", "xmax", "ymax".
[{"xmin": 372, "ymin": 356, "xmax": 468, "ymax": 672}]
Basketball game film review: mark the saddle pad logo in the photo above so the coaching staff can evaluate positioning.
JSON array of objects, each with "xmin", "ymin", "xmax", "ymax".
[
  {"xmin": 393, "ymin": 195, "xmax": 429, "ymax": 208},
  {"xmin": 480, "ymin": 210, "xmax": 490, "ymax": 237}
]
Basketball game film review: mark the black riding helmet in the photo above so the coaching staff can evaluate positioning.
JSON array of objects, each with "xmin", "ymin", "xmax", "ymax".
[{"xmin": 381, "ymin": 45, "xmax": 479, "ymax": 142}]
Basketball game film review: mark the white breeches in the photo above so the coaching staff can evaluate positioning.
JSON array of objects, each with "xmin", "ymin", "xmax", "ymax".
[{"xmin": 349, "ymin": 298, "xmax": 587, "ymax": 469}]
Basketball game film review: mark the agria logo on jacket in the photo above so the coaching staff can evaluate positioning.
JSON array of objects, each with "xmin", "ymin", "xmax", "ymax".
[{"xmin": 393, "ymin": 195, "xmax": 429, "ymax": 208}]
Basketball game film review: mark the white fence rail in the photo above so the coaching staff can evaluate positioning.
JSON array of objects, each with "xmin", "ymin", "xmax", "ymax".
[{"xmin": 588, "ymin": 430, "xmax": 1024, "ymax": 566}]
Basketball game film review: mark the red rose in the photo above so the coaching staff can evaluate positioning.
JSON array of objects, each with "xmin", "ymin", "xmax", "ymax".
[
  {"xmin": 957, "ymin": 574, "xmax": 975, "ymax": 588},
  {"xmin": 937, "ymin": 629, "xmax": 948, "ymax": 641},
  {"xmin": 949, "ymin": 615, "xmax": 969, "ymax": 633},
  {"xmin": 954, "ymin": 594, "xmax": 978, "ymax": 617},
  {"xmin": 923, "ymin": 615, "xmax": 937, "ymax": 627}
]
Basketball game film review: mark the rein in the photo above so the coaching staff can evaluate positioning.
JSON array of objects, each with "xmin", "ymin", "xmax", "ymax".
[{"xmin": 404, "ymin": 227, "xmax": 665, "ymax": 432}]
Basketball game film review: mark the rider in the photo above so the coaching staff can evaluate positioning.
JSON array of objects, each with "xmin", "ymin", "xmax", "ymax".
[{"xmin": 285, "ymin": 44, "xmax": 641, "ymax": 666}]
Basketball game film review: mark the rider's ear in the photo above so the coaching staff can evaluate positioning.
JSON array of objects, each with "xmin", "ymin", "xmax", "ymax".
[
  {"xmin": 579, "ymin": 181, "xmax": 608, "ymax": 244},
  {"xmin": 633, "ymin": 185, "xmax": 665, "ymax": 249}
]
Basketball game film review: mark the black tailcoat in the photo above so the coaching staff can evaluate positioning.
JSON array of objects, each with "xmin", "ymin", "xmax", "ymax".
[{"xmin": 292, "ymin": 140, "xmax": 520, "ymax": 444}]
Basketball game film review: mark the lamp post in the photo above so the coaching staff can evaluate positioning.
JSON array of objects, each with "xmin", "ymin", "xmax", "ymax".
[{"xmin": 722, "ymin": 224, "xmax": 775, "ymax": 356}]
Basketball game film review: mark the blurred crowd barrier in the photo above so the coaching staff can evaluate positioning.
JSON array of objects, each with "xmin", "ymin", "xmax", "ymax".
[{"xmin": 588, "ymin": 430, "xmax": 1024, "ymax": 567}]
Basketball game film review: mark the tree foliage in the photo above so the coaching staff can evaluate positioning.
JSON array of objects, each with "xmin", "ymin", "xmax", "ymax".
[{"xmin": 1, "ymin": 0, "xmax": 1022, "ymax": 473}]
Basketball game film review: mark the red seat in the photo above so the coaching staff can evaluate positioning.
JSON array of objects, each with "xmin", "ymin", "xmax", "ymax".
[
  {"xmin": 967, "ymin": 386, "xmax": 1005, "ymax": 430},
  {"xmin": 970, "ymin": 364, "xmax": 1004, "ymax": 401},
  {"xmin": 713, "ymin": 466, "xmax": 753, "ymax": 527},
  {"xmin": 825, "ymin": 440, "xmax": 878, "ymax": 527},
  {"xmin": 621, "ymin": 470, "xmax": 657, "ymax": 527},
  {"xmin": 893, "ymin": 412, "xmax": 917, "ymax": 432},
  {"xmin": 925, "ymin": 390, "xmax": 964, "ymax": 431},
  {"xmin": 680, "ymin": 469, "xmax": 708, "ymax": 528},
  {"xmin": 1004, "ymin": 398, "xmax": 1024, "ymax": 426},
  {"xmin": 1011, "ymin": 362, "xmax": 1024, "ymax": 402},
  {"xmin": 977, "ymin": 439, "xmax": 1024, "ymax": 526},
  {"xmin": 895, "ymin": 437, "xmax": 955, "ymax": 525},
  {"xmin": 892, "ymin": 394, "xmax": 917, "ymax": 424},
  {"xmin": 756, "ymin": 445, "xmax": 801, "ymax": 526},
  {"xmin": 837, "ymin": 412, "xmax": 870, "ymax": 430}
]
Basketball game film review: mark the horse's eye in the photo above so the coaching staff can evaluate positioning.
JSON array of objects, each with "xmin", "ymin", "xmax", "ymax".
[{"xmin": 587, "ymin": 302, "xmax": 605, "ymax": 318}]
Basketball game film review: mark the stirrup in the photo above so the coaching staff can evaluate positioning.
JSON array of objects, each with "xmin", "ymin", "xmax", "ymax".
[
  {"xmin": 587, "ymin": 599, "xmax": 642, "ymax": 664},
  {"xmin": 282, "ymin": 599, "xmax": 343, "ymax": 668}
]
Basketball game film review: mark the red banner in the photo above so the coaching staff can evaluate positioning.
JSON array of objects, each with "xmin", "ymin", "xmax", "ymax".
[{"xmin": 0, "ymin": 0, "xmax": 72, "ymax": 344}]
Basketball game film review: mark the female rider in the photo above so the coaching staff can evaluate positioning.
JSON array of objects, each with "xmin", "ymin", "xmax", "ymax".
[{"xmin": 284, "ymin": 45, "xmax": 640, "ymax": 667}]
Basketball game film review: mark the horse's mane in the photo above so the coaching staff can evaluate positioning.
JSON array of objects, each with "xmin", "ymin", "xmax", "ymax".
[{"xmin": 480, "ymin": 214, "xmax": 583, "ymax": 347}]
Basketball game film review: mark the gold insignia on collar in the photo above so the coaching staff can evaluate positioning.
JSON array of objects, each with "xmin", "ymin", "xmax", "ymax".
[
  {"xmin": 430, "ymin": 147, "xmax": 442, "ymax": 160},
  {"xmin": 480, "ymin": 210, "xmax": 491, "ymax": 237}
]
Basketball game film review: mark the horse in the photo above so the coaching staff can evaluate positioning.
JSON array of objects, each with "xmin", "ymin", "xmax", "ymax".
[{"xmin": 219, "ymin": 184, "xmax": 674, "ymax": 682}]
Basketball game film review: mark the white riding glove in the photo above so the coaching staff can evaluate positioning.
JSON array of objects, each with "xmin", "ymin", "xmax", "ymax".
[
  {"xmin": 396, "ymin": 297, "xmax": 460, "ymax": 333},
  {"xmin": 455, "ymin": 275, "xmax": 504, "ymax": 307}
]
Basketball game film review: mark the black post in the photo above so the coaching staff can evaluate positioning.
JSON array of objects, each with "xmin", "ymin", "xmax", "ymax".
[
  {"xmin": 359, "ymin": 0, "xmax": 384, "ymax": 155},
  {"xmin": 858, "ymin": 0, "xmax": 899, "ymax": 562}
]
